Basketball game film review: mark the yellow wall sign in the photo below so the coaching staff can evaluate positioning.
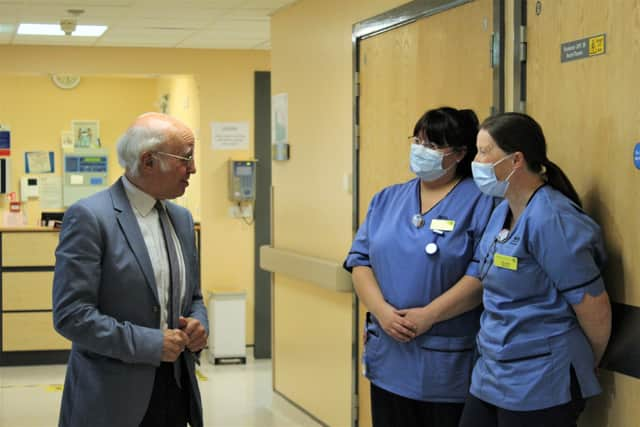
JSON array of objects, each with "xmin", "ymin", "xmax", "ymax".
[
  {"xmin": 561, "ymin": 34, "xmax": 606, "ymax": 63},
  {"xmin": 589, "ymin": 35, "xmax": 606, "ymax": 56}
]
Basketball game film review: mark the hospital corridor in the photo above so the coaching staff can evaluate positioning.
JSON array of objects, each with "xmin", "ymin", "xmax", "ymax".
[
  {"xmin": 1, "ymin": 0, "xmax": 640, "ymax": 426},
  {"xmin": 0, "ymin": 350, "xmax": 322, "ymax": 427}
]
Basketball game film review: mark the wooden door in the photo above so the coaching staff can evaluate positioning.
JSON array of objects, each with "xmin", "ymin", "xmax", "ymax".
[
  {"xmin": 526, "ymin": 1, "xmax": 640, "ymax": 426},
  {"xmin": 357, "ymin": 1, "xmax": 494, "ymax": 424}
]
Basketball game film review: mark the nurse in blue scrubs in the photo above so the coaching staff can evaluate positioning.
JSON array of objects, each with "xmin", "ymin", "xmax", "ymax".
[
  {"xmin": 459, "ymin": 112, "xmax": 612, "ymax": 427},
  {"xmin": 344, "ymin": 107, "xmax": 494, "ymax": 427}
]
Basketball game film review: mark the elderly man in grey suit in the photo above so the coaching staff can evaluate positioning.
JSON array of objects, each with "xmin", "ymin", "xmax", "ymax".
[{"xmin": 53, "ymin": 112, "xmax": 208, "ymax": 427}]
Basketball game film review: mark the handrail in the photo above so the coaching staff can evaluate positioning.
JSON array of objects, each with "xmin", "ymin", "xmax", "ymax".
[{"xmin": 259, "ymin": 245, "xmax": 353, "ymax": 293}]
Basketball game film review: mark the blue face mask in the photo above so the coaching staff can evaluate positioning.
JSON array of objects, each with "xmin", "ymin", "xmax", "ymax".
[
  {"xmin": 410, "ymin": 144, "xmax": 455, "ymax": 182},
  {"xmin": 471, "ymin": 154, "xmax": 515, "ymax": 197}
]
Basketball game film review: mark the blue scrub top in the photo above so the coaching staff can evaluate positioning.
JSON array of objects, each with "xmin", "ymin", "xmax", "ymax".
[
  {"xmin": 471, "ymin": 185, "xmax": 606, "ymax": 411},
  {"xmin": 344, "ymin": 177, "xmax": 493, "ymax": 402}
]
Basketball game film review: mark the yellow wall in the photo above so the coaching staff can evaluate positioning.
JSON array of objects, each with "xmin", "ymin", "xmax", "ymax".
[
  {"xmin": 156, "ymin": 75, "xmax": 201, "ymax": 219},
  {"xmin": 0, "ymin": 45, "xmax": 270, "ymax": 345},
  {"xmin": 271, "ymin": 0, "xmax": 406, "ymax": 425},
  {"xmin": 0, "ymin": 74, "xmax": 157, "ymax": 225}
]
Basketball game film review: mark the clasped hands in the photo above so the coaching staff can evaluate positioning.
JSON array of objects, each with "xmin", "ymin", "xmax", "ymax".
[
  {"xmin": 161, "ymin": 316, "xmax": 208, "ymax": 362},
  {"xmin": 374, "ymin": 304, "xmax": 434, "ymax": 343}
]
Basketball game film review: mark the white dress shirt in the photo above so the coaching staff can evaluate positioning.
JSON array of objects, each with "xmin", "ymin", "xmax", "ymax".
[{"xmin": 121, "ymin": 175, "xmax": 186, "ymax": 330}]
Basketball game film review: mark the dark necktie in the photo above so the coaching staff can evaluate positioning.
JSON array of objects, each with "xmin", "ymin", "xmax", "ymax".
[{"xmin": 155, "ymin": 201, "xmax": 183, "ymax": 387}]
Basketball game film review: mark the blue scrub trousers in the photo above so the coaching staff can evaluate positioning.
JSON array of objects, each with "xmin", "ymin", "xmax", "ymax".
[
  {"xmin": 371, "ymin": 384, "xmax": 464, "ymax": 427},
  {"xmin": 458, "ymin": 367, "xmax": 586, "ymax": 427}
]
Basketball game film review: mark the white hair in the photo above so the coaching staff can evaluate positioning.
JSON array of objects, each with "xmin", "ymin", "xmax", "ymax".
[{"xmin": 116, "ymin": 115, "xmax": 174, "ymax": 177}]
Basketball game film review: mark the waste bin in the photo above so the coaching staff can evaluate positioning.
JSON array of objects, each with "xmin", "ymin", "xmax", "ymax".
[{"xmin": 207, "ymin": 290, "xmax": 246, "ymax": 364}]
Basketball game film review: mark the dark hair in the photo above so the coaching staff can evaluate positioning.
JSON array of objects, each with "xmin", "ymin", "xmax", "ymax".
[
  {"xmin": 412, "ymin": 106, "xmax": 479, "ymax": 178},
  {"xmin": 480, "ymin": 112, "xmax": 581, "ymax": 206}
]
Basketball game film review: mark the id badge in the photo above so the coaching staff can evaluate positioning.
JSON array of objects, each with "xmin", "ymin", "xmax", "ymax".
[
  {"xmin": 430, "ymin": 218, "xmax": 455, "ymax": 232},
  {"xmin": 493, "ymin": 253, "xmax": 518, "ymax": 270}
]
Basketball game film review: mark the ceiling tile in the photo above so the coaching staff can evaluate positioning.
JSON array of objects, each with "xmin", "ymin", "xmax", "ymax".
[
  {"xmin": 178, "ymin": 38, "xmax": 266, "ymax": 49},
  {"xmin": 139, "ymin": 0, "xmax": 247, "ymax": 8},
  {"xmin": 14, "ymin": 34, "xmax": 97, "ymax": 46},
  {"xmin": 99, "ymin": 27, "xmax": 192, "ymax": 43},
  {"xmin": 241, "ymin": 0, "xmax": 297, "ymax": 9},
  {"xmin": 0, "ymin": 23, "xmax": 15, "ymax": 33},
  {"xmin": 95, "ymin": 39, "xmax": 174, "ymax": 48},
  {"xmin": 20, "ymin": 1, "xmax": 133, "ymax": 5},
  {"xmin": 0, "ymin": 0, "xmax": 294, "ymax": 49}
]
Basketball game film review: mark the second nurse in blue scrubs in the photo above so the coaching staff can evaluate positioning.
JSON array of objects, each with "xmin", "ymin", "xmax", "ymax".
[
  {"xmin": 460, "ymin": 112, "xmax": 612, "ymax": 427},
  {"xmin": 344, "ymin": 107, "xmax": 494, "ymax": 427}
]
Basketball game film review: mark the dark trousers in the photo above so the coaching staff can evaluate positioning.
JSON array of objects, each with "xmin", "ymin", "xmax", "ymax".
[
  {"xmin": 458, "ymin": 368, "xmax": 586, "ymax": 427},
  {"xmin": 371, "ymin": 383, "xmax": 464, "ymax": 427},
  {"xmin": 140, "ymin": 358, "xmax": 191, "ymax": 427}
]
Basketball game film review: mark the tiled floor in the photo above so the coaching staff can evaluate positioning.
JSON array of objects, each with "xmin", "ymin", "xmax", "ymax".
[{"xmin": 0, "ymin": 350, "xmax": 322, "ymax": 427}]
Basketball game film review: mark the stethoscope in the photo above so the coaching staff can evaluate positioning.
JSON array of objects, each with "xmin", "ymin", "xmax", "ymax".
[{"xmin": 411, "ymin": 213, "xmax": 446, "ymax": 255}]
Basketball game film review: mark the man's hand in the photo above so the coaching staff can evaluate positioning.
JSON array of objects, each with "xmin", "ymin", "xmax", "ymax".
[
  {"xmin": 161, "ymin": 329, "xmax": 190, "ymax": 362},
  {"xmin": 179, "ymin": 316, "xmax": 208, "ymax": 352}
]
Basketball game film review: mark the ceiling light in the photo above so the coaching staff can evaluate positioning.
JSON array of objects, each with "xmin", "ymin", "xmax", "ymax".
[
  {"xmin": 17, "ymin": 23, "xmax": 107, "ymax": 37},
  {"xmin": 70, "ymin": 25, "xmax": 107, "ymax": 37}
]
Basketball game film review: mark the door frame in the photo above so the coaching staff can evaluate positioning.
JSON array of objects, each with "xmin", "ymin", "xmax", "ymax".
[{"xmin": 350, "ymin": 0, "xmax": 504, "ymax": 424}]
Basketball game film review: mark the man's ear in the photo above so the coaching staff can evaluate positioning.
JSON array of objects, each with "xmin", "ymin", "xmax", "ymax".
[{"xmin": 141, "ymin": 152, "xmax": 154, "ymax": 171}]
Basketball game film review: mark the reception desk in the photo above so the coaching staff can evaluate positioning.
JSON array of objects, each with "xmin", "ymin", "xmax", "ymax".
[
  {"xmin": 0, "ymin": 224, "xmax": 202, "ymax": 366},
  {"xmin": 0, "ymin": 227, "xmax": 70, "ymax": 365}
]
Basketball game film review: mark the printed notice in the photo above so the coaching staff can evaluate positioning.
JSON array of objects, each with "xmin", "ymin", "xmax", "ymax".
[
  {"xmin": 211, "ymin": 122, "xmax": 249, "ymax": 150},
  {"xmin": 39, "ymin": 175, "xmax": 63, "ymax": 209},
  {"xmin": 25, "ymin": 151, "xmax": 54, "ymax": 173}
]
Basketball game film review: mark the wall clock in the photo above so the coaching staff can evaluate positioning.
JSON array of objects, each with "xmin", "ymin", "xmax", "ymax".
[{"xmin": 51, "ymin": 74, "xmax": 81, "ymax": 90}]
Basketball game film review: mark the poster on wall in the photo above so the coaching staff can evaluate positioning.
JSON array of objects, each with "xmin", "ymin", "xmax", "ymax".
[
  {"xmin": 211, "ymin": 122, "xmax": 249, "ymax": 150},
  {"xmin": 71, "ymin": 120, "xmax": 101, "ymax": 149},
  {"xmin": 272, "ymin": 93, "xmax": 288, "ymax": 144},
  {"xmin": 61, "ymin": 131, "xmax": 74, "ymax": 151},
  {"xmin": 25, "ymin": 151, "xmax": 54, "ymax": 174},
  {"xmin": 0, "ymin": 128, "xmax": 10, "ymax": 156}
]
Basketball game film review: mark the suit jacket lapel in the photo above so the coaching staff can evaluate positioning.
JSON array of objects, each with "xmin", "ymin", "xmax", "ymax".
[{"xmin": 110, "ymin": 178, "xmax": 159, "ymax": 303}]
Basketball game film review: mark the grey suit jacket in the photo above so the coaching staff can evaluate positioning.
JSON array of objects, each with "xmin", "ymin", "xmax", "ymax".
[{"xmin": 53, "ymin": 178, "xmax": 208, "ymax": 427}]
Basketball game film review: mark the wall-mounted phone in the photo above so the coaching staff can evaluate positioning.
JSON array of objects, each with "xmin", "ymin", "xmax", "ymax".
[{"xmin": 228, "ymin": 160, "xmax": 256, "ymax": 202}]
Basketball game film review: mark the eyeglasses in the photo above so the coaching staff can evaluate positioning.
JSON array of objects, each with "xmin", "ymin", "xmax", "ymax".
[
  {"xmin": 409, "ymin": 136, "xmax": 452, "ymax": 152},
  {"xmin": 154, "ymin": 151, "xmax": 194, "ymax": 165}
]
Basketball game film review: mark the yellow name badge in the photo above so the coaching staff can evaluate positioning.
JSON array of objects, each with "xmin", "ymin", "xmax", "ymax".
[
  {"xmin": 430, "ymin": 219, "xmax": 455, "ymax": 232},
  {"xmin": 493, "ymin": 253, "xmax": 518, "ymax": 271}
]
